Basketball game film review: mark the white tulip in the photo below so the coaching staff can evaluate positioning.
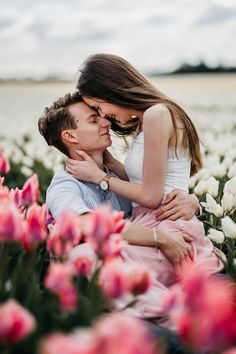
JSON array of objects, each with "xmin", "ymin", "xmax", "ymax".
[
  {"xmin": 224, "ymin": 177, "xmax": 236, "ymax": 196},
  {"xmin": 222, "ymin": 156, "xmax": 234, "ymax": 169},
  {"xmin": 207, "ymin": 228, "xmax": 225, "ymax": 244},
  {"xmin": 209, "ymin": 163, "xmax": 227, "ymax": 179},
  {"xmin": 189, "ymin": 176, "xmax": 197, "ymax": 189},
  {"xmin": 228, "ymin": 164, "xmax": 236, "ymax": 179},
  {"xmin": 201, "ymin": 193, "xmax": 224, "ymax": 217},
  {"xmin": 194, "ymin": 168, "xmax": 211, "ymax": 181},
  {"xmin": 221, "ymin": 192, "xmax": 235, "ymax": 213},
  {"xmin": 205, "ymin": 155, "xmax": 220, "ymax": 168},
  {"xmin": 222, "ymin": 216, "xmax": 236, "ymax": 239},
  {"xmin": 194, "ymin": 180, "xmax": 208, "ymax": 196},
  {"xmin": 206, "ymin": 177, "xmax": 219, "ymax": 198}
]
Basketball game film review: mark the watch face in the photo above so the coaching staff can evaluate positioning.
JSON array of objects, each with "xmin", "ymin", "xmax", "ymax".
[{"xmin": 100, "ymin": 180, "xmax": 109, "ymax": 191}]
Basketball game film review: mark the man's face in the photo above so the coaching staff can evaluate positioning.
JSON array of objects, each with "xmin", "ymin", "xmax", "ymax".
[{"xmin": 67, "ymin": 102, "xmax": 112, "ymax": 152}]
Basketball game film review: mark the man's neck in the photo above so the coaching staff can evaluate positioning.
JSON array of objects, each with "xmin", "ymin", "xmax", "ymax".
[{"xmin": 69, "ymin": 148, "xmax": 104, "ymax": 170}]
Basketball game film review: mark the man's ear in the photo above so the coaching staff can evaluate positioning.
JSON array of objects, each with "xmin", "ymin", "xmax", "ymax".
[{"xmin": 61, "ymin": 130, "xmax": 79, "ymax": 144}]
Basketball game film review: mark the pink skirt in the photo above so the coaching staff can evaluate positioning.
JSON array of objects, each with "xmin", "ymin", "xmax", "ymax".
[{"xmin": 117, "ymin": 206, "xmax": 224, "ymax": 319}]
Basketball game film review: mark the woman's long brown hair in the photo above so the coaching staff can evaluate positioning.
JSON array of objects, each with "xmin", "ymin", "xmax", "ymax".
[{"xmin": 77, "ymin": 53, "xmax": 203, "ymax": 175}]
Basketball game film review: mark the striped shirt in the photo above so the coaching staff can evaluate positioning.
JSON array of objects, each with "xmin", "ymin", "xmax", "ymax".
[{"xmin": 46, "ymin": 170, "xmax": 132, "ymax": 219}]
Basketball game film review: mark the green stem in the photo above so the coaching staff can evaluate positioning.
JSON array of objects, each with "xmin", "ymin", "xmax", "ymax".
[{"xmin": 0, "ymin": 243, "xmax": 10, "ymax": 301}]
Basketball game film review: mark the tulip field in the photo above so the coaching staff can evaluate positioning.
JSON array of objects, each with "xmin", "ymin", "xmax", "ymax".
[
  {"xmin": 1, "ymin": 75, "xmax": 236, "ymax": 353},
  {"xmin": 1, "ymin": 122, "xmax": 236, "ymax": 353}
]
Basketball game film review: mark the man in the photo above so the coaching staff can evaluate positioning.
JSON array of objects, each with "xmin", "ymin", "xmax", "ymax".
[
  {"xmin": 38, "ymin": 92, "xmax": 198, "ymax": 354},
  {"xmin": 38, "ymin": 92, "xmax": 199, "ymax": 265}
]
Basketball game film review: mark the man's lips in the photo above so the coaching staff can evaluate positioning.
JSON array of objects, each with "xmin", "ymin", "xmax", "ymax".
[{"xmin": 100, "ymin": 131, "xmax": 110, "ymax": 136}]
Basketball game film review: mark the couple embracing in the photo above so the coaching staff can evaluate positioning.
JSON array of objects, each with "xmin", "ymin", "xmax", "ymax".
[{"xmin": 39, "ymin": 53, "xmax": 223, "ymax": 320}]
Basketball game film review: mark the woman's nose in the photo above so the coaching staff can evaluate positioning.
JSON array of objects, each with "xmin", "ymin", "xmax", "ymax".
[
  {"xmin": 99, "ymin": 110, "xmax": 106, "ymax": 118},
  {"xmin": 100, "ymin": 117, "xmax": 111, "ymax": 127}
]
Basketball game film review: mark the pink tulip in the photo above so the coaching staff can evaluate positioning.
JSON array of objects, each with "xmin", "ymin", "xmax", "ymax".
[
  {"xmin": 39, "ymin": 333, "xmax": 74, "ymax": 354},
  {"xmin": 99, "ymin": 260, "xmax": 128, "ymax": 299},
  {"xmin": 94, "ymin": 312, "xmax": 157, "ymax": 354},
  {"xmin": 0, "ymin": 299, "xmax": 36, "ymax": 343},
  {"xmin": 0, "ymin": 178, "xmax": 10, "ymax": 201},
  {"xmin": 0, "ymin": 176, "xmax": 4, "ymax": 187},
  {"xmin": 0, "ymin": 200, "xmax": 24, "ymax": 242},
  {"xmin": 0, "ymin": 149, "xmax": 10, "ymax": 174},
  {"xmin": 96, "ymin": 233, "xmax": 126, "ymax": 260},
  {"xmin": 9, "ymin": 187, "xmax": 23, "ymax": 208},
  {"xmin": 47, "ymin": 212, "xmax": 82, "ymax": 256},
  {"xmin": 84, "ymin": 206, "xmax": 126, "ymax": 241},
  {"xmin": 40, "ymin": 329, "xmax": 98, "ymax": 354},
  {"xmin": 83, "ymin": 206, "xmax": 126, "ymax": 259},
  {"xmin": 22, "ymin": 204, "xmax": 47, "ymax": 251},
  {"xmin": 126, "ymin": 265, "xmax": 152, "ymax": 296},
  {"xmin": 21, "ymin": 174, "xmax": 39, "ymax": 206},
  {"xmin": 45, "ymin": 262, "xmax": 78, "ymax": 311},
  {"xmin": 165, "ymin": 263, "xmax": 236, "ymax": 352},
  {"xmin": 71, "ymin": 254, "xmax": 94, "ymax": 277},
  {"xmin": 99, "ymin": 260, "xmax": 151, "ymax": 299},
  {"xmin": 223, "ymin": 349, "xmax": 236, "ymax": 354}
]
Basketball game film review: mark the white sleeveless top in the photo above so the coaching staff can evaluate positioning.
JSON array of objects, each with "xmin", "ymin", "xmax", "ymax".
[{"xmin": 124, "ymin": 131, "xmax": 191, "ymax": 207}]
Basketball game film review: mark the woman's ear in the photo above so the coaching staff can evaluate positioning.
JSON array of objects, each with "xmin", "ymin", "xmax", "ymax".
[{"xmin": 61, "ymin": 130, "xmax": 79, "ymax": 144}]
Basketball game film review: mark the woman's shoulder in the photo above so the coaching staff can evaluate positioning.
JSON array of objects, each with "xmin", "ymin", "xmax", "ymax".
[
  {"xmin": 143, "ymin": 103, "xmax": 172, "ymax": 132},
  {"xmin": 143, "ymin": 103, "xmax": 170, "ymax": 121}
]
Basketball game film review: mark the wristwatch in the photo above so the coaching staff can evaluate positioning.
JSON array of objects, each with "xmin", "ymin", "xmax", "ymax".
[{"xmin": 99, "ymin": 173, "xmax": 113, "ymax": 192}]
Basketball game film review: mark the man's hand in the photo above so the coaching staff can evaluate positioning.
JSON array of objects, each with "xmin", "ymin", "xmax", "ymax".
[
  {"xmin": 155, "ymin": 190, "xmax": 200, "ymax": 222},
  {"xmin": 156, "ymin": 229, "xmax": 194, "ymax": 267}
]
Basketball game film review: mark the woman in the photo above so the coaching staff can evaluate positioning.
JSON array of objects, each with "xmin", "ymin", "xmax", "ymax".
[{"xmin": 66, "ymin": 53, "xmax": 223, "ymax": 318}]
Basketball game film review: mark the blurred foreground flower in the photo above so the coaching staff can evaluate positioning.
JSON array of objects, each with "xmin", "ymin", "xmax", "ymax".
[
  {"xmin": 0, "ymin": 200, "xmax": 24, "ymax": 242},
  {"xmin": 45, "ymin": 262, "xmax": 78, "ymax": 312},
  {"xmin": 47, "ymin": 211, "xmax": 82, "ymax": 256},
  {"xmin": 39, "ymin": 329, "xmax": 98, "ymax": 354},
  {"xmin": 0, "ymin": 299, "xmax": 36, "ymax": 344},
  {"xmin": 0, "ymin": 149, "xmax": 10, "ymax": 174},
  {"xmin": 40, "ymin": 312, "xmax": 157, "ymax": 354},
  {"xmin": 22, "ymin": 203, "xmax": 48, "ymax": 251},
  {"xmin": 165, "ymin": 263, "xmax": 236, "ymax": 352},
  {"xmin": 99, "ymin": 260, "xmax": 152, "ymax": 299},
  {"xmin": 21, "ymin": 173, "xmax": 39, "ymax": 206},
  {"xmin": 83, "ymin": 206, "xmax": 126, "ymax": 259}
]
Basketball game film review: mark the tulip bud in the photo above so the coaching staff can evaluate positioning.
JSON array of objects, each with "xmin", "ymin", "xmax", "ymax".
[
  {"xmin": 207, "ymin": 228, "xmax": 225, "ymax": 244},
  {"xmin": 221, "ymin": 192, "xmax": 235, "ymax": 214},
  {"xmin": 222, "ymin": 216, "xmax": 236, "ymax": 239}
]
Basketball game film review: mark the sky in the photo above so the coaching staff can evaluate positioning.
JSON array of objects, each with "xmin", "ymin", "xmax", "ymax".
[{"xmin": 1, "ymin": 0, "xmax": 236, "ymax": 79}]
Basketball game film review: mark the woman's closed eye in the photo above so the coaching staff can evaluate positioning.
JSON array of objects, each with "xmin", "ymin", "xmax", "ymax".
[{"xmin": 93, "ymin": 105, "xmax": 102, "ymax": 114}]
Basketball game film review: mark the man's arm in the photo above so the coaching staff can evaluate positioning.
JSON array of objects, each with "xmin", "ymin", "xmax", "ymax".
[
  {"xmin": 46, "ymin": 172, "xmax": 90, "ymax": 219},
  {"xmin": 155, "ymin": 190, "xmax": 200, "ymax": 222},
  {"xmin": 123, "ymin": 223, "xmax": 194, "ymax": 266}
]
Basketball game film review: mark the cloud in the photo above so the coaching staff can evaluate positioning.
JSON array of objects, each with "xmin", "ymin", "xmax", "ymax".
[
  {"xmin": 198, "ymin": 4, "xmax": 236, "ymax": 25},
  {"xmin": 0, "ymin": 0, "xmax": 236, "ymax": 78}
]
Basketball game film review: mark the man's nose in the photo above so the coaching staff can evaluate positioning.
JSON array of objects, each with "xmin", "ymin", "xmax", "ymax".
[{"xmin": 100, "ymin": 117, "xmax": 111, "ymax": 127}]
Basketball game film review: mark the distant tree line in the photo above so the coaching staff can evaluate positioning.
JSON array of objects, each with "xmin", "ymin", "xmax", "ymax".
[{"xmin": 171, "ymin": 61, "xmax": 236, "ymax": 75}]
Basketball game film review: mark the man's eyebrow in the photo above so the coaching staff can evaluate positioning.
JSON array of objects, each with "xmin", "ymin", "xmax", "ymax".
[{"xmin": 86, "ymin": 113, "xmax": 98, "ymax": 121}]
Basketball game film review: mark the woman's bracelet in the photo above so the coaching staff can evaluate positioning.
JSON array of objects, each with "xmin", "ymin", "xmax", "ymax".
[{"xmin": 152, "ymin": 228, "xmax": 158, "ymax": 250}]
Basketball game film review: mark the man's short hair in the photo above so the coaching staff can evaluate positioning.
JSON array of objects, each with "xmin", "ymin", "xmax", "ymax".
[{"xmin": 38, "ymin": 91, "xmax": 83, "ymax": 155}]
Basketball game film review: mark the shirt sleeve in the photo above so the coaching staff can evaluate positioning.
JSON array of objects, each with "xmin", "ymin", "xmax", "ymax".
[{"xmin": 46, "ymin": 174, "xmax": 91, "ymax": 219}]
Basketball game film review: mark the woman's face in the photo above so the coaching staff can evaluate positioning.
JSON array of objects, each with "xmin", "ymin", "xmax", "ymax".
[{"xmin": 83, "ymin": 96, "xmax": 135, "ymax": 125}]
